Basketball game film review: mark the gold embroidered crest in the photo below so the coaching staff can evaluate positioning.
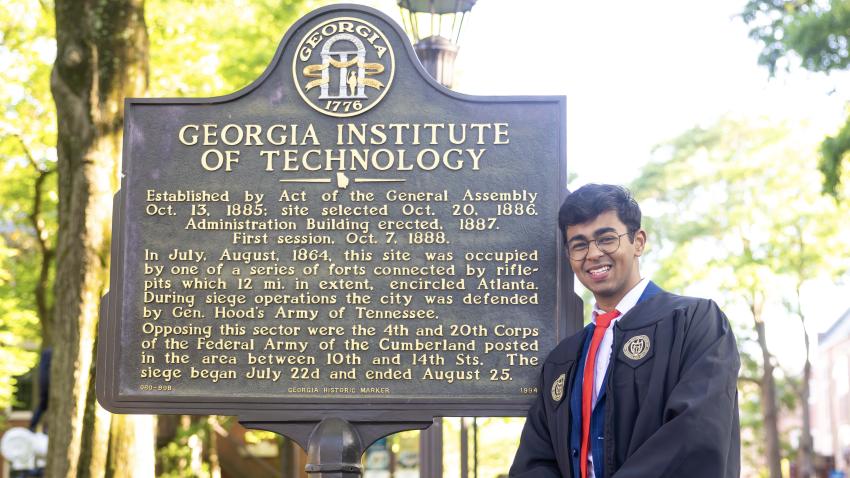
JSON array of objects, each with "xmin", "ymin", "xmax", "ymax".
[
  {"xmin": 551, "ymin": 373, "xmax": 566, "ymax": 402},
  {"xmin": 293, "ymin": 17, "xmax": 395, "ymax": 117},
  {"xmin": 623, "ymin": 335, "xmax": 651, "ymax": 360}
]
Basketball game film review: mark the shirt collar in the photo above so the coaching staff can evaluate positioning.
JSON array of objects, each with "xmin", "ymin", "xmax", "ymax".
[{"xmin": 592, "ymin": 277, "xmax": 650, "ymax": 324}]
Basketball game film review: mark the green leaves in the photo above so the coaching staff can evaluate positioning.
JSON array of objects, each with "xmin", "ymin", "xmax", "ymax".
[
  {"xmin": 635, "ymin": 117, "xmax": 850, "ymax": 300},
  {"xmin": 820, "ymin": 115, "xmax": 850, "ymax": 196},
  {"xmin": 632, "ymin": 117, "xmax": 850, "ymax": 474},
  {"xmin": 146, "ymin": 0, "xmax": 318, "ymax": 97},
  {"xmin": 633, "ymin": 116, "xmax": 850, "ymax": 473},
  {"xmin": 783, "ymin": 0, "xmax": 850, "ymax": 73},
  {"xmin": 0, "ymin": 0, "xmax": 56, "ymax": 411},
  {"xmin": 741, "ymin": 0, "xmax": 850, "ymax": 196}
]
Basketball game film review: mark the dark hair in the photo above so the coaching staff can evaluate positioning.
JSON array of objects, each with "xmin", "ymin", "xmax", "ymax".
[{"xmin": 558, "ymin": 184, "xmax": 641, "ymax": 240}]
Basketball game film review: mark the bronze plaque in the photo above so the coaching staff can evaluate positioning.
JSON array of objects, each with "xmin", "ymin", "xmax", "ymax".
[{"xmin": 96, "ymin": 4, "xmax": 575, "ymax": 420}]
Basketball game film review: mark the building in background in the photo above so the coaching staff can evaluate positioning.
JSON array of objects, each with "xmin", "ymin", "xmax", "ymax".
[{"xmin": 813, "ymin": 308, "xmax": 850, "ymax": 475}]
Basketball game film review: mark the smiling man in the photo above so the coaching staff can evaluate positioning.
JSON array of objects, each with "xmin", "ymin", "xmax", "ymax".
[{"xmin": 510, "ymin": 184, "xmax": 740, "ymax": 478}]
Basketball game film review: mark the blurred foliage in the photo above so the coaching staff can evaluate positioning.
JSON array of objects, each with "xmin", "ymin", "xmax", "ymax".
[
  {"xmin": 473, "ymin": 417, "xmax": 525, "ymax": 477},
  {"xmin": 440, "ymin": 416, "xmax": 524, "ymax": 477},
  {"xmin": 243, "ymin": 428, "xmax": 278, "ymax": 445},
  {"xmin": 157, "ymin": 418, "xmax": 213, "ymax": 478},
  {"xmin": 0, "ymin": 0, "xmax": 57, "ymax": 411},
  {"xmin": 741, "ymin": 0, "xmax": 850, "ymax": 74},
  {"xmin": 633, "ymin": 116, "xmax": 850, "ymax": 474},
  {"xmin": 634, "ymin": 117, "xmax": 850, "ymax": 294},
  {"xmin": 741, "ymin": 0, "xmax": 850, "ymax": 196},
  {"xmin": 0, "ymin": 293, "xmax": 39, "ymax": 413},
  {"xmin": 146, "ymin": 0, "xmax": 323, "ymax": 97},
  {"xmin": 820, "ymin": 117, "xmax": 850, "ymax": 198},
  {"xmin": 1, "ymin": 0, "xmax": 322, "ymax": 473}
]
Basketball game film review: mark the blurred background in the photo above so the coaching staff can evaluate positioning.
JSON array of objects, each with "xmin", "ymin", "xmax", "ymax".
[{"xmin": 1, "ymin": 0, "xmax": 849, "ymax": 477}]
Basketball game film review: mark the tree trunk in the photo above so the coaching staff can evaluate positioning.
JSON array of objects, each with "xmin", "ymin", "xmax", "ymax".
[
  {"xmin": 798, "ymin": 354, "xmax": 814, "ymax": 477},
  {"xmin": 753, "ymin": 301, "xmax": 783, "ymax": 478},
  {"xmin": 46, "ymin": 0, "xmax": 151, "ymax": 477},
  {"xmin": 207, "ymin": 417, "xmax": 222, "ymax": 478},
  {"xmin": 796, "ymin": 284, "xmax": 815, "ymax": 478},
  {"xmin": 108, "ymin": 415, "xmax": 157, "ymax": 477},
  {"xmin": 78, "ymin": 367, "xmax": 111, "ymax": 478},
  {"xmin": 15, "ymin": 136, "xmax": 57, "ymax": 425},
  {"xmin": 15, "ymin": 135, "xmax": 56, "ymax": 348}
]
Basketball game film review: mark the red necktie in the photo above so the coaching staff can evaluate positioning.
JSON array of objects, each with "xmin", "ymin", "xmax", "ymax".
[{"xmin": 580, "ymin": 309, "xmax": 621, "ymax": 478}]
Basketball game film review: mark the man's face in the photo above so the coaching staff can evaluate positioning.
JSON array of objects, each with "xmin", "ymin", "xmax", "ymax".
[{"xmin": 565, "ymin": 210, "xmax": 645, "ymax": 308}]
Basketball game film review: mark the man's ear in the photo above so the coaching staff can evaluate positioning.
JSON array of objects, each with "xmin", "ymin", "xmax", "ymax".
[{"xmin": 633, "ymin": 229, "xmax": 647, "ymax": 257}]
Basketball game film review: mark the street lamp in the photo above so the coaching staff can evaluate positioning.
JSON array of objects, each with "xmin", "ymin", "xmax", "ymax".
[
  {"xmin": 397, "ymin": 0, "xmax": 478, "ymax": 89},
  {"xmin": 396, "ymin": 3, "xmax": 480, "ymax": 476}
]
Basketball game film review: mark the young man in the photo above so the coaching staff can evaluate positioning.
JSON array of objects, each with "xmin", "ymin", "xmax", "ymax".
[{"xmin": 510, "ymin": 184, "xmax": 740, "ymax": 478}]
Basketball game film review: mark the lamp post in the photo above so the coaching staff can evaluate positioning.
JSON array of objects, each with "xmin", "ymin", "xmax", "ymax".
[
  {"xmin": 397, "ymin": 0, "xmax": 478, "ymax": 89},
  {"xmin": 396, "ymin": 3, "xmax": 479, "ymax": 477}
]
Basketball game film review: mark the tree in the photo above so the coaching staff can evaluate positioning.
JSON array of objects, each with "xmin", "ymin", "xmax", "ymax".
[
  {"xmin": 0, "ymin": 0, "xmax": 58, "ymax": 416},
  {"xmin": 46, "ymin": 0, "xmax": 154, "ymax": 476},
  {"xmin": 145, "ymin": 0, "xmax": 316, "ymax": 97},
  {"xmin": 632, "ymin": 117, "xmax": 850, "ymax": 477},
  {"xmin": 0, "ymin": 135, "xmax": 56, "ymax": 419},
  {"xmin": 765, "ymin": 185, "xmax": 849, "ymax": 477},
  {"xmin": 2, "ymin": 0, "xmax": 318, "ymax": 474},
  {"xmin": 741, "ymin": 0, "xmax": 850, "ymax": 197}
]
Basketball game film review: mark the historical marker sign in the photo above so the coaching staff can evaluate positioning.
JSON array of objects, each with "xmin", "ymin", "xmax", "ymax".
[{"xmin": 97, "ymin": 4, "xmax": 575, "ymax": 422}]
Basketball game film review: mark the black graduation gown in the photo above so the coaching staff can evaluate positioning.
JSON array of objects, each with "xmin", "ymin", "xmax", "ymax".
[{"xmin": 509, "ymin": 291, "xmax": 740, "ymax": 478}]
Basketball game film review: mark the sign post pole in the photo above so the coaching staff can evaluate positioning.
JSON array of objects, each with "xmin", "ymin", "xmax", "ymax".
[{"xmin": 239, "ymin": 417, "xmax": 431, "ymax": 477}]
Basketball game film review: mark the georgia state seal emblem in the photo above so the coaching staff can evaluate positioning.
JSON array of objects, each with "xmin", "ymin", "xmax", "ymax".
[
  {"xmin": 293, "ymin": 17, "xmax": 394, "ymax": 117},
  {"xmin": 623, "ymin": 335, "xmax": 651, "ymax": 361},
  {"xmin": 551, "ymin": 373, "xmax": 566, "ymax": 402}
]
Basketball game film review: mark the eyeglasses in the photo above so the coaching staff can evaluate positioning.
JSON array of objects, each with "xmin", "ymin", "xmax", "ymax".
[{"xmin": 566, "ymin": 232, "xmax": 630, "ymax": 261}]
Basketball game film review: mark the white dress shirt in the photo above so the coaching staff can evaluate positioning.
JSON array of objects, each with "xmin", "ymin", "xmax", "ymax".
[{"xmin": 586, "ymin": 277, "xmax": 650, "ymax": 478}]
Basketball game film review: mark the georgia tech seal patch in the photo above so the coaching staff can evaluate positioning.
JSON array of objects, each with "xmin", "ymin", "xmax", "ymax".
[
  {"xmin": 623, "ymin": 335, "xmax": 651, "ymax": 361},
  {"xmin": 293, "ymin": 17, "xmax": 394, "ymax": 117},
  {"xmin": 551, "ymin": 373, "xmax": 566, "ymax": 402}
]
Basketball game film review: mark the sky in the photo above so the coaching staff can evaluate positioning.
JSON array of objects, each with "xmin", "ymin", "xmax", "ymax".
[
  {"xmin": 453, "ymin": 0, "xmax": 848, "ymax": 182},
  {"xmin": 342, "ymin": 0, "xmax": 850, "ymax": 369}
]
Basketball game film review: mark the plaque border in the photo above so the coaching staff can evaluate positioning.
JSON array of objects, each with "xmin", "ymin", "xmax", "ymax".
[{"xmin": 96, "ymin": 3, "xmax": 574, "ymax": 421}]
